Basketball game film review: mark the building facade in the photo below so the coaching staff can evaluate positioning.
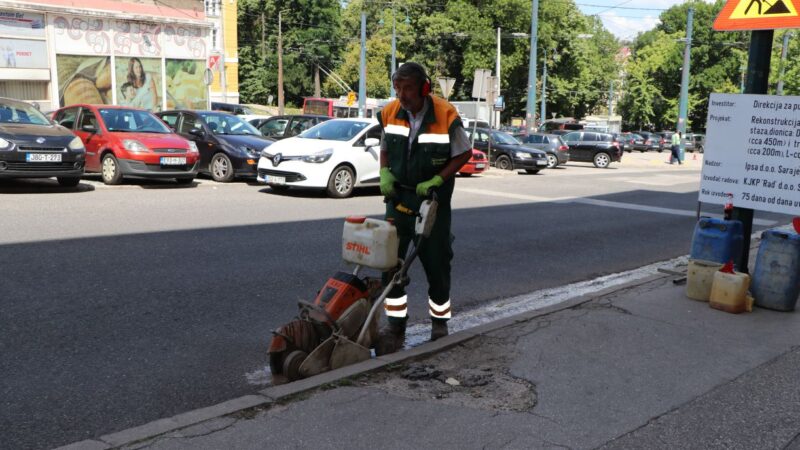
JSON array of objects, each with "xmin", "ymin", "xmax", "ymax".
[
  {"xmin": 204, "ymin": 0, "xmax": 238, "ymax": 105},
  {"xmin": 0, "ymin": 0, "xmax": 214, "ymax": 112}
]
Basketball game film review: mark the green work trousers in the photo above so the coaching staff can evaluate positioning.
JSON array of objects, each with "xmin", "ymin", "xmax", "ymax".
[{"xmin": 382, "ymin": 190, "xmax": 453, "ymax": 324}]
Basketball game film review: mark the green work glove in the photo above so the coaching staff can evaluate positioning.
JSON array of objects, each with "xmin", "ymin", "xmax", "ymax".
[
  {"xmin": 380, "ymin": 167, "xmax": 396, "ymax": 197},
  {"xmin": 416, "ymin": 175, "xmax": 444, "ymax": 197}
]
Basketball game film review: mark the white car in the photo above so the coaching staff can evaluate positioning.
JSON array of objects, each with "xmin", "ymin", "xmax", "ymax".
[{"xmin": 257, "ymin": 118, "xmax": 382, "ymax": 198}]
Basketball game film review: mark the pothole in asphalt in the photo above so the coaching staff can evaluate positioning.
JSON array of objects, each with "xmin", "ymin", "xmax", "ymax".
[{"xmin": 360, "ymin": 336, "xmax": 537, "ymax": 412}]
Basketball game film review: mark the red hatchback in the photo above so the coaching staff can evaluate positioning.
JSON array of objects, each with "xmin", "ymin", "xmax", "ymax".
[
  {"xmin": 458, "ymin": 148, "xmax": 488, "ymax": 176},
  {"xmin": 52, "ymin": 105, "xmax": 199, "ymax": 185}
]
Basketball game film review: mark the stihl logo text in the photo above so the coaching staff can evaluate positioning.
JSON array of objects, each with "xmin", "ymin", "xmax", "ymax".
[{"xmin": 345, "ymin": 242, "xmax": 371, "ymax": 255}]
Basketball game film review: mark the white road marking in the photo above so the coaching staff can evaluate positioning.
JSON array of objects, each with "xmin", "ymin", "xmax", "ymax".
[{"xmin": 458, "ymin": 188, "xmax": 777, "ymax": 226}]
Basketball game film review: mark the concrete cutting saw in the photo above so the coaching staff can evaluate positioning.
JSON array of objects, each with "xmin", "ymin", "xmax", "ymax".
[{"xmin": 268, "ymin": 191, "xmax": 438, "ymax": 383}]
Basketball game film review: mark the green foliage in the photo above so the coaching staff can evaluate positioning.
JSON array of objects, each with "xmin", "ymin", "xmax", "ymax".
[{"xmin": 619, "ymin": 0, "xmax": 750, "ymax": 132}]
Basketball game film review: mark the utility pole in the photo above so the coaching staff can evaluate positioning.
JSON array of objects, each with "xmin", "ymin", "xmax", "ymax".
[
  {"xmin": 496, "ymin": 27, "xmax": 501, "ymax": 90},
  {"xmin": 390, "ymin": 8, "xmax": 396, "ymax": 98},
  {"xmin": 219, "ymin": 0, "xmax": 227, "ymax": 103},
  {"xmin": 776, "ymin": 32, "xmax": 792, "ymax": 95},
  {"xmin": 540, "ymin": 48, "xmax": 547, "ymax": 123},
  {"xmin": 358, "ymin": 12, "xmax": 366, "ymax": 118},
  {"xmin": 525, "ymin": 0, "xmax": 539, "ymax": 133},
  {"xmin": 314, "ymin": 64, "xmax": 321, "ymax": 97},
  {"xmin": 261, "ymin": 11, "xmax": 265, "ymax": 58},
  {"xmin": 278, "ymin": 10, "xmax": 284, "ymax": 115},
  {"xmin": 733, "ymin": 29, "xmax": 774, "ymax": 274},
  {"xmin": 677, "ymin": 7, "xmax": 693, "ymax": 161},
  {"xmin": 608, "ymin": 80, "xmax": 614, "ymax": 118}
]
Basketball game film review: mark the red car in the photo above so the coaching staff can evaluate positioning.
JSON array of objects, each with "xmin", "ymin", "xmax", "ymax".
[
  {"xmin": 52, "ymin": 104, "xmax": 199, "ymax": 185},
  {"xmin": 458, "ymin": 148, "xmax": 488, "ymax": 176}
]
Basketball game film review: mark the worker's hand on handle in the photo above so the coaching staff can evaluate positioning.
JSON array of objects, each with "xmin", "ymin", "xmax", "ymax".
[
  {"xmin": 379, "ymin": 167, "xmax": 396, "ymax": 198},
  {"xmin": 415, "ymin": 175, "xmax": 444, "ymax": 198}
]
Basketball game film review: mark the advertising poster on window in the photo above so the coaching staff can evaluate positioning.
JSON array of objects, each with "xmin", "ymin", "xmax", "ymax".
[
  {"xmin": 0, "ymin": 38, "xmax": 48, "ymax": 68},
  {"xmin": 114, "ymin": 56, "xmax": 163, "ymax": 111},
  {"xmin": 165, "ymin": 59, "xmax": 208, "ymax": 110},
  {"xmin": 56, "ymin": 55, "xmax": 113, "ymax": 107},
  {"xmin": 0, "ymin": 10, "xmax": 45, "ymax": 38}
]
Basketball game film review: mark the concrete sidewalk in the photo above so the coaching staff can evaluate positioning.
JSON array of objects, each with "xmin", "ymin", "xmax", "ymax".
[{"xmin": 61, "ymin": 247, "xmax": 800, "ymax": 449}]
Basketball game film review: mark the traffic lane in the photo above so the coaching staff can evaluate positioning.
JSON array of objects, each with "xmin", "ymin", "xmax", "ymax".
[
  {"xmin": 2, "ymin": 191, "xmax": 709, "ymax": 449},
  {"xmin": 0, "ymin": 220, "xmax": 347, "ymax": 450}
]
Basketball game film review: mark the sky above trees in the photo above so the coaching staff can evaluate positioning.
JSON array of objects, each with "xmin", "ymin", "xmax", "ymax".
[{"xmin": 578, "ymin": 0, "xmax": 714, "ymax": 40}]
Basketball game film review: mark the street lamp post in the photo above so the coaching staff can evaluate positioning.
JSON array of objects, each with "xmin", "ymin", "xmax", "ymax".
[
  {"xmin": 525, "ymin": 0, "xmax": 539, "ymax": 133},
  {"xmin": 358, "ymin": 12, "xmax": 366, "ymax": 118},
  {"xmin": 776, "ymin": 31, "xmax": 793, "ymax": 95},
  {"xmin": 677, "ymin": 7, "xmax": 693, "ymax": 161},
  {"xmin": 381, "ymin": 5, "xmax": 409, "ymax": 98}
]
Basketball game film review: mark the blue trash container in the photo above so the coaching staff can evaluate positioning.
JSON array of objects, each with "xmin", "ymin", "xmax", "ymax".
[
  {"xmin": 690, "ymin": 218, "xmax": 744, "ymax": 269},
  {"xmin": 752, "ymin": 230, "xmax": 800, "ymax": 311}
]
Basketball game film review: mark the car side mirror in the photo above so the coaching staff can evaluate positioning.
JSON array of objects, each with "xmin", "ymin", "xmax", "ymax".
[
  {"xmin": 81, "ymin": 124, "xmax": 97, "ymax": 133},
  {"xmin": 188, "ymin": 128, "xmax": 205, "ymax": 137},
  {"xmin": 364, "ymin": 137, "xmax": 380, "ymax": 149}
]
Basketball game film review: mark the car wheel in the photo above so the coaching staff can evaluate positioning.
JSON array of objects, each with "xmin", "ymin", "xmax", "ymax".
[
  {"xmin": 175, "ymin": 177, "xmax": 194, "ymax": 185},
  {"xmin": 496, "ymin": 155, "xmax": 513, "ymax": 171},
  {"xmin": 698, "ymin": 146, "xmax": 704, "ymax": 154},
  {"xmin": 593, "ymin": 152, "xmax": 611, "ymax": 168},
  {"xmin": 57, "ymin": 176, "xmax": 80, "ymax": 187},
  {"xmin": 101, "ymin": 153, "xmax": 123, "ymax": 185},
  {"xmin": 525, "ymin": 169, "xmax": 540, "ymax": 174},
  {"xmin": 546, "ymin": 154, "xmax": 558, "ymax": 168},
  {"xmin": 327, "ymin": 165, "xmax": 354, "ymax": 198},
  {"xmin": 210, "ymin": 153, "xmax": 235, "ymax": 182}
]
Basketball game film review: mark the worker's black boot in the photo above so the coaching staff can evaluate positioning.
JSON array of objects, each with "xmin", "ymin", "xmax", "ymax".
[
  {"xmin": 375, "ymin": 320, "xmax": 406, "ymax": 356},
  {"xmin": 430, "ymin": 319, "xmax": 448, "ymax": 341}
]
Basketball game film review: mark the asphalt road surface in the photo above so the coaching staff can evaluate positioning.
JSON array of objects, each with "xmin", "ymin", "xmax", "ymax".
[{"xmin": 0, "ymin": 153, "xmax": 791, "ymax": 449}]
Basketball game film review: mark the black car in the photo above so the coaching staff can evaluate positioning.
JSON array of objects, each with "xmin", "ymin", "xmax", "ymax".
[
  {"xmin": 0, "ymin": 97, "xmax": 85, "ymax": 186},
  {"xmin": 250, "ymin": 115, "xmax": 330, "ymax": 140},
  {"xmin": 635, "ymin": 131, "xmax": 663, "ymax": 152},
  {"xmin": 210, "ymin": 102, "xmax": 253, "ymax": 116},
  {"xmin": 517, "ymin": 132, "xmax": 570, "ymax": 168},
  {"xmin": 157, "ymin": 110, "xmax": 274, "ymax": 182},
  {"xmin": 467, "ymin": 127, "xmax": 549, "ymax": 174},
  {"xmin": 560, "ymin": 131, "xmax": 623, "ymax": 168}
]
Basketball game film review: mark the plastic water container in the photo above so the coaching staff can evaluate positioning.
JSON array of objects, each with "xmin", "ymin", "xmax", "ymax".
[
  {"xmin": 690, "ymin": 218, "xmax": 744, "ymax": 269},
  {"xmin": 709, "ymin": 269, "xmax": 752, "ymax": 314},
  {"xmin": 751, "ymin": 230, "xmax": 800, "ymax": 311},
  {"xmin": 342, "ymin": 216, "xmax": 398, "ymax": 270},
  {"xmin": 686, "ymin": 259, "xmax": 723, "ymax": 302}
]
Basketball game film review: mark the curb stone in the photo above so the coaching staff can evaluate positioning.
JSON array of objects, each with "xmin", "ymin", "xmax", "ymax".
[{"xmin": 53, "ymin": 270, "xmax": 686, "ymax": 449}]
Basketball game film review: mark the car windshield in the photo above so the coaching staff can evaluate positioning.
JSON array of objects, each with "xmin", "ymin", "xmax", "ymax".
[
  {"xmin": 0, "ymin": 101, "xmax": 50, "ymax": 125},
  {"xmin": 299, "ymin": 120, "xmax": 369, "ymax": 141},
  {"xmin": 100, "ymin": 109, "xmax": 171, "ymax": 133},
  {"xmin": 492, "ymin": 131, "xmax": 521, "ymax": 145},
  {"xmin": 199, "ymin": 112, "xmax": 261, "ymax": 136}
]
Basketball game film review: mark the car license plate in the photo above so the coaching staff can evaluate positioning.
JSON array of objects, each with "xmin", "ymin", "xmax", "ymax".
[
  {"xmin": 475, "ymin": 163, "xmax": 485, "ymax": 169},
  {"xmin": 265, "ymin": 175, "xmax": 285, "ymax": 184},
  {"xmin": 160, "ymin": 157, "xmax": 186, "ymax": 165},
  {"xmin": 26, "ymin": 153, "xmax": 61, "ymax": 162},
  {"xmin": 537, "ymin": 159, "xmax": 547, "ymax": 166}
]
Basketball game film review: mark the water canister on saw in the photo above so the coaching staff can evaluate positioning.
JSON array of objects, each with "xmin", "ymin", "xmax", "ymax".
[
  {"xmin": 689, "ymin": 218, "xmax": 744, "ymax": 269},
  {"xmin": 751, "ymin": 230, "xmax": 800, "ymax": 312}
]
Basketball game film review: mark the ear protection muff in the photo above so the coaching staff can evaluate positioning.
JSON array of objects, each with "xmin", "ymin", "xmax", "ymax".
[{"xmin": 420, "ymin": 75, "xmax": 432, "ymax": 96}]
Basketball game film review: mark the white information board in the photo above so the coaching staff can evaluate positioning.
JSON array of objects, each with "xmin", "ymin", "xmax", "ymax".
[{"xmin": 701, "ymin": 93, "xmax": 800, "ymax": 216}]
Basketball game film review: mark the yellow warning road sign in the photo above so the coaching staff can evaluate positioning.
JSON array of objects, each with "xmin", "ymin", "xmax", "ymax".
[
  {"xmin": 715, "ymin": 0, "xmax": 800, "ymax": 30},
  {"xmin": 347, "ymin": 91, "xmax": 356, "ymax": 106}
]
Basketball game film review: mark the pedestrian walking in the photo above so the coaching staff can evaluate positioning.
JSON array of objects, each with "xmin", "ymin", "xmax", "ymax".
[
  {"xmin": 375, "ymin": 62, "xmax": 472, "ymax": 354},
  {"xmin": 671, "ymin": 131, "xmax": 682, "ymax": 165}
]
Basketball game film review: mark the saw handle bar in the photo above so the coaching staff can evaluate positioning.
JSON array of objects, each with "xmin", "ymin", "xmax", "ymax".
[{"xmin": 383, "ymin": 183, "xmax": 439, "ymax": 206}]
